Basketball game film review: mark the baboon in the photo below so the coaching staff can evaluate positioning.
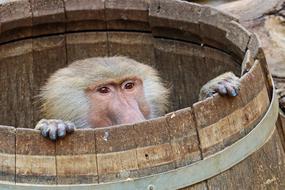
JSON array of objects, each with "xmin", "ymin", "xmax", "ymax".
[{"xmin": 35, "ymin": 56, "xmax": 240, "ymax": 140}]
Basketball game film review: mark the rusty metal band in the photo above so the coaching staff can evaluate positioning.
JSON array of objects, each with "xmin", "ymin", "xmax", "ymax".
[{"xmin": 0, "ymin": 89, "xmax": 278, "ymax": 190}]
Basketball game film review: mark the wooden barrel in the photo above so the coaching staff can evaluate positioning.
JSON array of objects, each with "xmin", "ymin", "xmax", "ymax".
[{"xmin": 0, "ymin": 0, "xmax": 284, "ymax": 189}]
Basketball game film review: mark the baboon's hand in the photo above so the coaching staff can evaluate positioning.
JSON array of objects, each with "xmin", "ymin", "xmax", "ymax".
[
  {"xmin": 212, "ymin": 76, "xmax": 240, "ymax": 97},
  {"xmin": 35, "ymin": 119, "xmax": 75, "ymax": 141},
  {"xmin": 199, "ymin": 72, "xmax": 240, "ymax": 100}
]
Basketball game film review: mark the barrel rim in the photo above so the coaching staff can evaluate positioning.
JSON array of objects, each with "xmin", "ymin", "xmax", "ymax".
[{"xmin": 0, "ymin": 84, "xmax": 278, "ymax": 189}]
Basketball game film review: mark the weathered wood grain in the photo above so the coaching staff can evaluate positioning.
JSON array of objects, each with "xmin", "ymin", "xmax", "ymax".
[
  {"xmin": 0, "ymin": 125, "xmax": 16, "ymax": 183},
  {"xmin": 0, "ymin": 40, "xmax": 34, "ymax": 129},
  {"xmin": 239, "ymin": 61, "xmax": 268, "ymax": 104},
  {"xmin": 134, "ymin": 117, "xmax": 175, "ymax": 177},
  {"xmin": 105, "ymin": 0, "xmax": 150, "ymax": 31},
  {"xmin": 153, "ymin": 38, "xmax": 239, "ymax": 112},
  {"xmin": 180, "ymin": 182, "xmax": 208, "ymax": 190},
  {"xmin": 56, "ymin": 129, "xmax": 97, "ymax": 184},
  {"xmin": 32, "ymin": 35, "xmax": 67, "ymax": 127},
  {"xmin": 166, "ymin": 108, "xmax": 201, "ymax": 168},
  {"xmin": 194, "ymin": 62, "xmax": 266, "ymax": 129},
  {"xmin": 194, "ymin": 62, "xmax": 269, "ymax": 156},
  {"xmin": 248, "ymin": 34, "xmax": 273, "ymax": 94},
  {"xmin": 149, "ymin": 0, "xmax": 202, "ymax": 44},
  {"xmin": 199, "ymin": 6, "xmax": 251, "ymax": 62},
  {"xmin": 206, "ymin": 130, "xmax": 285, "ymax": 190},
  {"xmin": 16, "ymin": 128, "xmax": 56, "ymax": 184},
  {"xmin": 153, "ymin": 38, "xmax": 204, "ymax": 112},
  {"xmin": 31, "ymin": 0, "xmax": 65, "ymax": 36},
  {"xmin": 95, "ymin": 125, "xmax": 138, "ymax": 182},
  {"xmin": 225, "ymin": 21, "xmax": 251, "ymax": 60},
  {"xmin": 241, "ymin": 50, "xmax": 254, "ymax": 74},
  {"xmin": 66, "ymin": 32, "xmax": 108, "ymax": 63},
  {"xmin": 0, "ymin": 0, "xmax": 32, "ymax": 43},
  {"xmin": 107, "ymin": 32, "xmax": 154, "ymax": 65},
  {"xmin": 204, "ymin": 46, "xmax": 241, "ymax": 77},
  {"xmin": 0, "ymin": 1, "xmax": 281, "ymax": 188},
  {"xmin": 64, "ymin": 0, "xmax": 106, "ymax": 32}
]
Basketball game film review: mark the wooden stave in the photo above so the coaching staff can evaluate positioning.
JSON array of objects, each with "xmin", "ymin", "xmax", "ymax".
[{"xmin": 0, "ymin": 0, "xmax": 276, "ymax": 188}]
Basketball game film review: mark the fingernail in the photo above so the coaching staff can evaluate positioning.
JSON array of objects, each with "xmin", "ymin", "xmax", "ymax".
[
  {"xmin": 42, "ymin": 130, "xmax": 48, "ymax": 137},
  {"xmin": 220, "ymin": 87, "xmax": 227, "ymax": 94},
  {"xmin": 42, "ymin": 127, "xmax": 50, "ymax": 136},
  {"xmin": 232, "ymin": 91, "xmax": 237, "ymax": 96},
  {"xmin": 58, "ymin": 130, "xmax": 66, "ymax": 137},
  {"xmin": 50, "ymin": 135, "xmax": 56, "ymax": 141}
]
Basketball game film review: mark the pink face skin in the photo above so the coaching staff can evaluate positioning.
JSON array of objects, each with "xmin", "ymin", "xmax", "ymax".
[{"xmin": 85, "ymin": 77, "xmax": 151, "ymax": 128}]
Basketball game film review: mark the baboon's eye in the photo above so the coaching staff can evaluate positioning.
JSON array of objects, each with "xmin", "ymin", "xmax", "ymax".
[
  {"xmin": 98, "ymin": 87, "xmax": 110, "ymax": 94},
  {"xmin": 124, "ymin": 82, "xmax": 135, "ymax": 90}
]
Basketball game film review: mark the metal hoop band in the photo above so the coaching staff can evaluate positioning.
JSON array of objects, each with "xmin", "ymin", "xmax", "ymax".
[{"xmin": 0, "ymin": 89, "xmax": 278, "ymax": 190}]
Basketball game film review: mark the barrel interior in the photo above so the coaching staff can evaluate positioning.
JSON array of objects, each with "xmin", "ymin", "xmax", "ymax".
[{"xmin": 0, "ymin": 11, "xmax": 241, "ymax": 129}]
